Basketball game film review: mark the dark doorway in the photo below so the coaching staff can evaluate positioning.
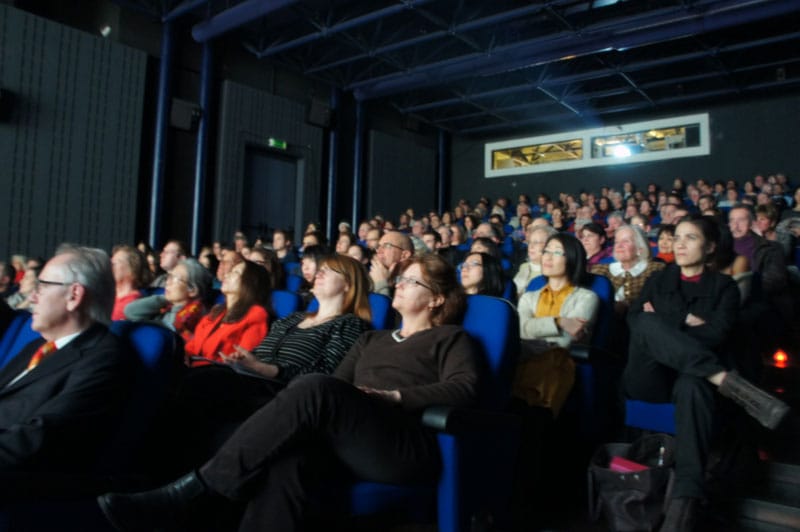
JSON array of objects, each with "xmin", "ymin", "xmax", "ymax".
[{"xmin": 242, "ymin": 147, "xmax": 302, "ymax": 243}]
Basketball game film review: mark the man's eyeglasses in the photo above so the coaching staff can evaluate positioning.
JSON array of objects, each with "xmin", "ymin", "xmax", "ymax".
[
  {"xmin": 395, "ymin": 276, "xmax": 432, "ymax": 291},
  {"xmin": 34, "ymin": 278, "xmax": 73, "ymax": 294},
  {"xmin": 541, "ymin": 249, "xmax": 566, "ymax": 257},
  {"xmin": 379, "ymin": 242, "xmax": 405, "ymax": 252}
]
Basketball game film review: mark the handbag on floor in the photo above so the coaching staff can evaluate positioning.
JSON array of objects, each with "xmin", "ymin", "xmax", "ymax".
[{"xmin": 587, "ymin": 433, "xmax": 675, "ymax": 532}]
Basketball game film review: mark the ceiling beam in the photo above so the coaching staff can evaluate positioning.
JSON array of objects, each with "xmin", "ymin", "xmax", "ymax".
[
  {"xmin": 192, "ymin": 0, "xmax": 299, "ymax": 42},
  {"xmin": 351, "ymin": 0, "xmax": 800, "ymax": 100}
]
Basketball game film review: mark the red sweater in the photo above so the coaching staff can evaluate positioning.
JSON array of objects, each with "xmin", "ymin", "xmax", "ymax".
[{"xmin": 185, "ymin": 305, "xmax": 269, "ymax": 364}]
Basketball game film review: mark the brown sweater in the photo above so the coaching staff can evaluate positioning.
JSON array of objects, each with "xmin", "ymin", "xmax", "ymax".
[
  {"xmin": 334, "ymin": 325, "xmax": 482, "ymax": 412},
  {"xmin": 591, "ymin": 261, "xmax": 665, "ymax": 306}
]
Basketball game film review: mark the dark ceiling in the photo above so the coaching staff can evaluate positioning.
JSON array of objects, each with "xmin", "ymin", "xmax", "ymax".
[{"xmin": 119, "ymin": 0, "xmax": 800, "ymax": 138}]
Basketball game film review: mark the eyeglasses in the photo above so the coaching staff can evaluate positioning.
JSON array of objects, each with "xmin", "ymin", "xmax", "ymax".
[
  {"xmin": 165, "ymin": 273, "xmax": 189, "ymax": 285},
  {"xmin": 395, "ymin": 275, "xmax": 432, "ymax": 291},
  {"xmin": 379, "ymin": 242, "xmax": 405, "ymax": 252},
  {"xmin": 541, "ymin": 249, "xmax": 566, "ymax": 257},
  {"xmin": 34, "ymin": 278, "xmax": 73, "ymax": 294},
  {"xmin": 461, "ymin": 260, "xmax": 483, "ymax": 270}
]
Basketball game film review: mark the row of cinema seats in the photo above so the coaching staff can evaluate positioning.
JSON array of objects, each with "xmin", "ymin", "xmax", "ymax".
[{"xmin": 0, "ymin": 294, "xmax": 522, "ymax": 532}]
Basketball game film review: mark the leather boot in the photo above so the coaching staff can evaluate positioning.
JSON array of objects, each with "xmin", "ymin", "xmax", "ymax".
[
  {"xmin": 97, "ymin": 470, "xmax": 209, "ymax": 531},
  {"xmin": 718, "ymin": 370, "xmax": 790, "ymax": 430},
  {"xmin": 660, "ymin": 497, "xmax": 697, "ymax": 532}
]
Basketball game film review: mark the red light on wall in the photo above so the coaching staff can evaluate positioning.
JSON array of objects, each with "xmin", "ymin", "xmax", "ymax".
[{"xmin": 773, "ymin": 349, "xmax": 788, "ymax": 368}]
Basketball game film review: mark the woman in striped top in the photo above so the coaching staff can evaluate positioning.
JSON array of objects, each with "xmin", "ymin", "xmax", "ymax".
[{"xmin": 167, "ymin": 255, "xmax": 373, "ymax": 467}]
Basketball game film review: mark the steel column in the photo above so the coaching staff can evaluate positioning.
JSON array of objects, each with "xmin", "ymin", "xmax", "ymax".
[
  {"xmin": 351, "ymin": 100, "xmax": 364, "ymax": 230},
  {"xmin": 326, "ymin": 88, "xmax": 340, "ymax": 242},
  {"xmin": 149, "ymin": 21, "xmax": 173, "ymax": 248},
  {"xmin": 437, "ymin": 130, "xmax": 448, "ymax": 215},
  {"xmin": 190, "ymin": 42, "xmax": 213, "ymax": 256}
]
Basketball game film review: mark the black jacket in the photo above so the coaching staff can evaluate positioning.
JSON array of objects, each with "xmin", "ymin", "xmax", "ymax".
[{"xmin": 0, "ymin": 323, "xmax": 135, "ymax": 472}]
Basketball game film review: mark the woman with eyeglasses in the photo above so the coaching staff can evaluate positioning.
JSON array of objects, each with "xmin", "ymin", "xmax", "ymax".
[
  {"xmin": 124, "ymin": 258, "xmax": 212, "ymax": 341},
  {"xmin": 517, "ymin": 233, "xmax": 598, "ymax": 348},
  {"xmin": 184, "ymin": 260, "xmax": 271, "ymax": 367},
  {"xmin": 460, "ymin": 252, "xmax": 505, "ymax": 297},
  {"xmin": 99, "ymin": 254, "xmax": 484, "ymax": 532}
]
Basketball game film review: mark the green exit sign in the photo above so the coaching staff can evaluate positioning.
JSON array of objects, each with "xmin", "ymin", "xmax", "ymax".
[{"xmin": 268, "ymin": 137, "xmax": 287, "ymax": 150}]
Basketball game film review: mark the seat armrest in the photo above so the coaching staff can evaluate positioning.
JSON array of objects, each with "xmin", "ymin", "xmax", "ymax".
[{"xmin": 421, "ymin": 405, "xmax": 521, "ymax": 433}]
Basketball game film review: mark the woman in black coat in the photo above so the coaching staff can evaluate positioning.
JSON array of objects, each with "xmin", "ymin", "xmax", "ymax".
[{"xmin": 622, "ymin": 215, "xmax": 788, "ymax": 530}]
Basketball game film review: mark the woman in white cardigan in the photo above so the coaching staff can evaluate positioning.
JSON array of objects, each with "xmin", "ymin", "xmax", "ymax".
[
  {"xmin": 518, "ymin": 233, "xmax": 599, "ymax": 347},
  {"xmin": 514, "ymin": 233, "xmax": 599, "ymax": 416}
]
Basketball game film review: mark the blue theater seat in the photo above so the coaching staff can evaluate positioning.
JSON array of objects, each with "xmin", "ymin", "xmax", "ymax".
[
  {"xmin": 271, "ymin": 290, "xmax": 303, "ymax": 319},
  {"xmin": 344, "ymin": 295, "xmax": 521, "ymax": 531},
  {"xmin": 624, "ymin": 400, "xmax": 677, "ymax": 434}
]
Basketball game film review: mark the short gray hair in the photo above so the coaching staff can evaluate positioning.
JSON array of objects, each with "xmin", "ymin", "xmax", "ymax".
[
  {"xmin": 179, "ymin": 258, "xmax": 212, "ymax": 302},
  {"xmin": 55, "ymin": 244, "xmax": 115, "ymax": 324}
]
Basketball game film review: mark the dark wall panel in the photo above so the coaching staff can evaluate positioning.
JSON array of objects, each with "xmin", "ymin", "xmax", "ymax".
[
  {"xmin": 451, "ymin": 95, "xmax": 800, "ymax": 206},
  {"xmin": 367, "ymin": 130, "xmax": 436, "ymax": 220},
  {"xmin": 0, "ymin": 5, "xmax": 145, "ymax": 259},
  {"xmin": 213, "ymin": 80, "xmax": 323, "ymax": 243}
]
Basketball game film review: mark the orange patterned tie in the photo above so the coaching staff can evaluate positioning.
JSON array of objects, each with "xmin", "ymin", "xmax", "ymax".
[{"xmin": 26, "ymin": 341, "xmax": 57, "ymax": 371}]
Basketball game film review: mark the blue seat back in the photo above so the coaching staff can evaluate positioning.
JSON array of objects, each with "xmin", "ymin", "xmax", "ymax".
[
  {"xmin": 283, "ymin": 261, "xmax": 301, "ymax": 277},
  {"xmin": 586, "ymin": 273, "xmax": 613, "ymax": 350},
  {"xmin": 306, "ymin": 297, "xmax": 319, "ymax": 313},
  {"xmin": 271, "ymin": 290, "xmax": 302, "ymax": 320},
  {"xmin": 100, "ymin": 321, "xmax": 177, "ymax": 473},
  {"xmin": 286, "ymin": 274, "xmax": 304, "ymax": 293},
  {"xmin": 526, "ymin": 274, "xmax": 546, "ymax": 292},
  {"xmin": 463, "ymin": 295, "xmax": 520, "ymax": 410},
  {"xmin": 0, "ymin": 312, "xmax": 40, "ymax": 370},
  {"xmin": 624, "ymin": 400, "xmax": 676, "ymax": 434},
  {"xmin": 367, "ymin": 293, "xmax": 396, "ymax": 330}
]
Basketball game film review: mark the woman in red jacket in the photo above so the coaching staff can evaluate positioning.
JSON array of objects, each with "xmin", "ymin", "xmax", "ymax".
[{"xmin": 185, "ymin": 260, "xmax": 271, "ymax": 366}]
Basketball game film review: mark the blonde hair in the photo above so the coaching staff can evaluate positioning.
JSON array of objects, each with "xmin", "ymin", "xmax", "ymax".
[{"xmin": 318, "ymin": 255, "xmax": 372, "ymax": 322}]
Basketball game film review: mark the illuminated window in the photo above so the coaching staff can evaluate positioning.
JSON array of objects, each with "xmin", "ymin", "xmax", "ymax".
[
  {"xmin": 485, "ymin": 113, "xmax": 709, "ymax": 177},
  {"xmin": 492, "ymin": 140, "xmax": 582, "ymax": 169}
]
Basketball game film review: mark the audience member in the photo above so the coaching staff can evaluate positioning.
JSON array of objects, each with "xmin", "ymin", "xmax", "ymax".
[
  {"xmin": 579, "ymin": 223, "xmax": 612, "ymax": 267},
  {"xmin": 124, "ymin": 258, "xmax": 211, "ymax": 341},
  {"xmin": 370, "ymin": 231, "xmax": 413, "ymax": 297},
  {"xmin": 185, "ymin": 260, "xmax": 270, "ymax": 366},
  {"xmin": 5, "ymin": 265, "xmax": 39, "ymax": 310},
  {"xmin": 623, "ymin": 215, "xmax": 788, "ymax": 530},
  {"xmin": 0, "ymin": 245, "xmax": 136, "ymax": 472},
  {"xmin": 248, "ymin": 247, "xmax": 284, "ymax": 291},
  {"xmin": 513, "ymin": 225, "xmax": 557, "ymax": 297},
  {"xmin": 110, "ymin": 245, "xmax": 149, "ymax": 321},
  {"xmin": 151, "ymin": 240, "xmax": 187, "ymax": 288},
  {"xmin": 729, "ymin": 205, "xmax": 788, "ymax": 295},
  {"xmin": 0, "ymin": 262, "xmax": 17, "ymax": 299},
  {"xmin": 272, "ymin": 230, "xmax": 298, "ymax": 264},
  {"xmin": 460, "ymin": 252, "xmax": 505, "ymax": 297}
]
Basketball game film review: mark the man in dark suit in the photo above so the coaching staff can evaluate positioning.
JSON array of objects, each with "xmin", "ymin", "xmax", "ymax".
[{"xmin": 0, "ymin": 245, "xmax": 135, "ymax": 472}]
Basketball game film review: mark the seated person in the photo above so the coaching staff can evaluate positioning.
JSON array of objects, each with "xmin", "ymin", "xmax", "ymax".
[
  {"xmin": 0, "ymin": 245, "xmax": 135, "ymax": 472},
  {"xmin": 0, "ymin": 299, "xmax": 13, "ymax": 338},
  {"xmin": 272, "ymin": 229, "xmax": 298, "ymax": 264},
  {"xmin": 591, "ymin": 224, "xmax": 665, "ymax": 313},
  {"xmin": 0, "ymin": 262, "xmax": 17, "ymax": 299},
  {"xmin": 369, "ymin": 231, "xmax": 413, "ymax": 297},
  {"xmin": 655, "ymin": 224, "xmax": 676, "ymax": 263},
  {"xmin": 111, "ymin": 245, "xmax": 150, "ymax": 321},
  {"xmin": 99, "ymin": 254, "xmax": 484, "ymax": 532},
  {"xmin": 297, "ymin": 245, "xmax": 332, "ymax": 305},
  {"xmin": 579, "ymin": 222, "xmax": 612, "ymax": 267},
  {"xmin": 517, "ymin": 233, "xmax": 599, "ymax": 348},
  {"xmin": 124, "ymin": 258, "xmax": 212, "ymax": 341},
  {"xmin": 622, "ymin": 215, "xmax": 788, "ymax": 529},
  {"xmin": 460, "ymin": 252, "xmax": 505, "ymax": 297},
  {"xmin": 185, "ymin": 260, "xmax": 271, "ymax": 366},
  {"xmin": 248, "ymin": 247, "xmax": 285, "ymax": 291},
  {"xmin": 513, "ymin": 225, "xmax": 556, "ymax": 297},
  {"xmin": 5, "ymin": 265, "xmax": 40, "ymax": 310}
]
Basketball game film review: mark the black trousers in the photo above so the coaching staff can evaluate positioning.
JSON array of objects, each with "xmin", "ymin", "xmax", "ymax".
[
  {"xmin": 199, "ymin": 374, "xmax": 441, "ymax": 532},
  {"xmin": 622, "ymin": 313, "xmax": 726, "ymax": 499}
]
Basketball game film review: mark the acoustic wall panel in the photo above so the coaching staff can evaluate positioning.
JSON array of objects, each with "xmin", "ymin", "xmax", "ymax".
[{"xmin": 0, "ymin": 5, "xmax": 146, "ymax": 260}]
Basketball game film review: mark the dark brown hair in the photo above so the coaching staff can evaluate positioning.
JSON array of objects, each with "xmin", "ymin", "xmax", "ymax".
[{"xmin": 399, "ymin": 253, "xmax": 466, "ymax": 326}]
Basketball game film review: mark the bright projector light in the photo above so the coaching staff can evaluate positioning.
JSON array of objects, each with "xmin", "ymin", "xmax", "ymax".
[{"xmin": 612, "ymin": 145, "xmax": 632, "ymax": 158}]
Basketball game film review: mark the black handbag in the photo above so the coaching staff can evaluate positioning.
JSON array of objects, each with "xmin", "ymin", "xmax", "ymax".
[{"xmin": 587, "ymin": 434, "xmax": 675, "ymax": 532}]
